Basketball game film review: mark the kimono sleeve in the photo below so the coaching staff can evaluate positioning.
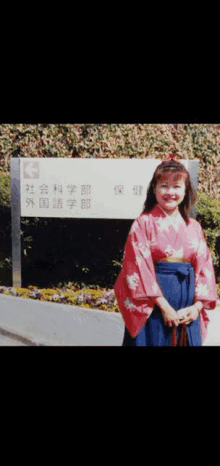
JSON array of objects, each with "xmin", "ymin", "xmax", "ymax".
[
  {"xmin": 121, "ymin": 216, "xmax": 163, "ymax": 300},
  {"xmin": 192, "ymin": 221, "xmax": 217, "ymax": 311},
  {"xmin": 114, "ymin": 216, "xmax": 163, "ymax": 338}
]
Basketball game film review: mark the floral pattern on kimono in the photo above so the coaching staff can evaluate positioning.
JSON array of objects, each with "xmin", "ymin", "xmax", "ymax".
[{"xmin": 114, "ymin": 204, "xmax": 217, "ymax": 340}]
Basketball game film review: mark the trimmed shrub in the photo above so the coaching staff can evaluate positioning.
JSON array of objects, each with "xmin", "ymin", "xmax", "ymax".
[{"xmin": 196, "ymin": 193, "xmax": 220, "ymax": 291}]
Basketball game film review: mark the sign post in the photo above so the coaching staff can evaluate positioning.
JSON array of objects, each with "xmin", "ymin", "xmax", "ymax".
[
  {"xmin": 10, "ymin": 157, "xmax": 22, "ymax": 287},
  {"xmin": 10, "ymin": 158, "xmax": 199, "ymax": 287}
]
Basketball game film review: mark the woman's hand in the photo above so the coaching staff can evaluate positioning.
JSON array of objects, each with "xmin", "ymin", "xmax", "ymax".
[
  {"xmin": 177, "ymin": 305, "xmax": 199, "ymax": 325},
  {"xmin": 160, "ymin": 307, "xmax": 180, "ymax": 328},
  {"xmin": 153, "ymin": 296, "xmax": 179, "ymax": 327}
]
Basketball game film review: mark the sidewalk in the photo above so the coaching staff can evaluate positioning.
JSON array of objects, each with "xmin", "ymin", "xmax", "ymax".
[
  {"xmin": 0, "ymin": 294, "xmax": 124, "ymax": 346},
  {"xmin": 201, "ymin": 303, "xmax": 220, "ymax": 346},
  {"xmin": 0, "ymin": 293, "xmax": 219, "ymax": 346}
]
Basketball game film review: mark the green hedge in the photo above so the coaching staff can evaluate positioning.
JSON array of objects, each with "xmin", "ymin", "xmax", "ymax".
[
  {"xmin": 196, "ymin": 193, "xmax": 220, "ymax": 295},
  {"xmin": 1, "ymin": 172, "xmax": 220, "ymax": 296},
  {"xmin": 0, "ymin": 171, "xmax": 11, "ymax": 210},
  {"xmin": 0, "ymin": 173, "xmax": 12, "ymax": 284}
]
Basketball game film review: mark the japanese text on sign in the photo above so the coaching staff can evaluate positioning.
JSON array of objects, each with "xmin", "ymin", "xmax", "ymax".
[{"xmin": 25, "ymin": 183, "xmax": 92, "ymax": 210}]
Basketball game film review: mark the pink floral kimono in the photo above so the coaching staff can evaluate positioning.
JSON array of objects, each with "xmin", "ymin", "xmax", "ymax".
[{"xmin": 114, "ymin": 204, "xmax": 217, "ymax": 343}]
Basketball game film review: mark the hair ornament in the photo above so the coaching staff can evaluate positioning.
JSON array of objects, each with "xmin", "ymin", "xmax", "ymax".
[{"xmin": 162, "ymin": 153, "xmax": 179, "ymax": 162}]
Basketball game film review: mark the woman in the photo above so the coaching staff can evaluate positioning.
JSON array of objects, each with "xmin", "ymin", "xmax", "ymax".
[{"xmin": 114, "ymin": 156, "xmax": 217, "ymax": 346}]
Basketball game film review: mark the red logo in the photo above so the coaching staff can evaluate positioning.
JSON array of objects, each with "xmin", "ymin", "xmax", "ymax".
[{"xmin": 23, "ymin": 162, "xmax": 39, "ymax": 179}]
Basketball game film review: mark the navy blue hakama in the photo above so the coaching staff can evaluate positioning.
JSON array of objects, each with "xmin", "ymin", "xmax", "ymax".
[{"xmin": 122, "ymin": 261, "xmax": 202, "ymax": 346}]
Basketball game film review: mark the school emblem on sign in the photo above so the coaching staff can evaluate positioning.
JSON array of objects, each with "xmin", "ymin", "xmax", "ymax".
[{"xmin": 23, "ymin": 161, "xmax": 39, "ymax": 179}]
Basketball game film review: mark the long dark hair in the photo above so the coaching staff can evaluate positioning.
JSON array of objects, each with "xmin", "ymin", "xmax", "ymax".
[{"xmin": 142, "ymin": 160, "xmax": 197, "ymax": 224}]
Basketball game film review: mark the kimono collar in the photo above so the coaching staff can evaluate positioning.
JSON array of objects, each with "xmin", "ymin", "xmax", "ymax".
[
  {"xmin": 156, "ymin": 203, "xmax": 180, "ymax": 220},
  {"xmin": 152, "ymin": 204, "xmax": 184, "ymax": 230}
]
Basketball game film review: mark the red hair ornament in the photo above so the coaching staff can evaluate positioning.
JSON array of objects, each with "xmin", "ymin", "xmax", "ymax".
[{"xmin": 162, "ymin": 153, "xmax": 179, "ymax": 162}]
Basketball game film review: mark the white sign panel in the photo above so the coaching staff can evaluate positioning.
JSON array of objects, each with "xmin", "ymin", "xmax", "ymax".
[{"xmin": 20, "ymin": 158, "xmax": 189, "ymax": 219}]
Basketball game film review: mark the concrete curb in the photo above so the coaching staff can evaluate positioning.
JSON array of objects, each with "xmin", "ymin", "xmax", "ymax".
[{"xmin": 0, "ymin": 294, "xmax": 124, "ymax": 346}]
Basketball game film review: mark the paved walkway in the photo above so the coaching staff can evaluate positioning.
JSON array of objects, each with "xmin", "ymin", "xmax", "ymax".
[
  {"xmin": 0, "ymin": 294, "xmax": 219, "ymax": 346},
  {"xmin": 201, "ymin": 306, "xmax": 220, "ymax": 346},
  {"xmin": 0, "ymin": 294, "xmax": 124, "ymax": 346}
]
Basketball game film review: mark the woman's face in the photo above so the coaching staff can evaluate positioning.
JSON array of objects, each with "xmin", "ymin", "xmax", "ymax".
[{"xmin": 155, "ymin": 173, "xmax": 186, "ymax": 214}]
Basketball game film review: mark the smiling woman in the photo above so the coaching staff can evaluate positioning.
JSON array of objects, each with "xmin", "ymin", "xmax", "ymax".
[{"xmin": 114, "ymin": 157, "xmax": 217, "ymax": 346}]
